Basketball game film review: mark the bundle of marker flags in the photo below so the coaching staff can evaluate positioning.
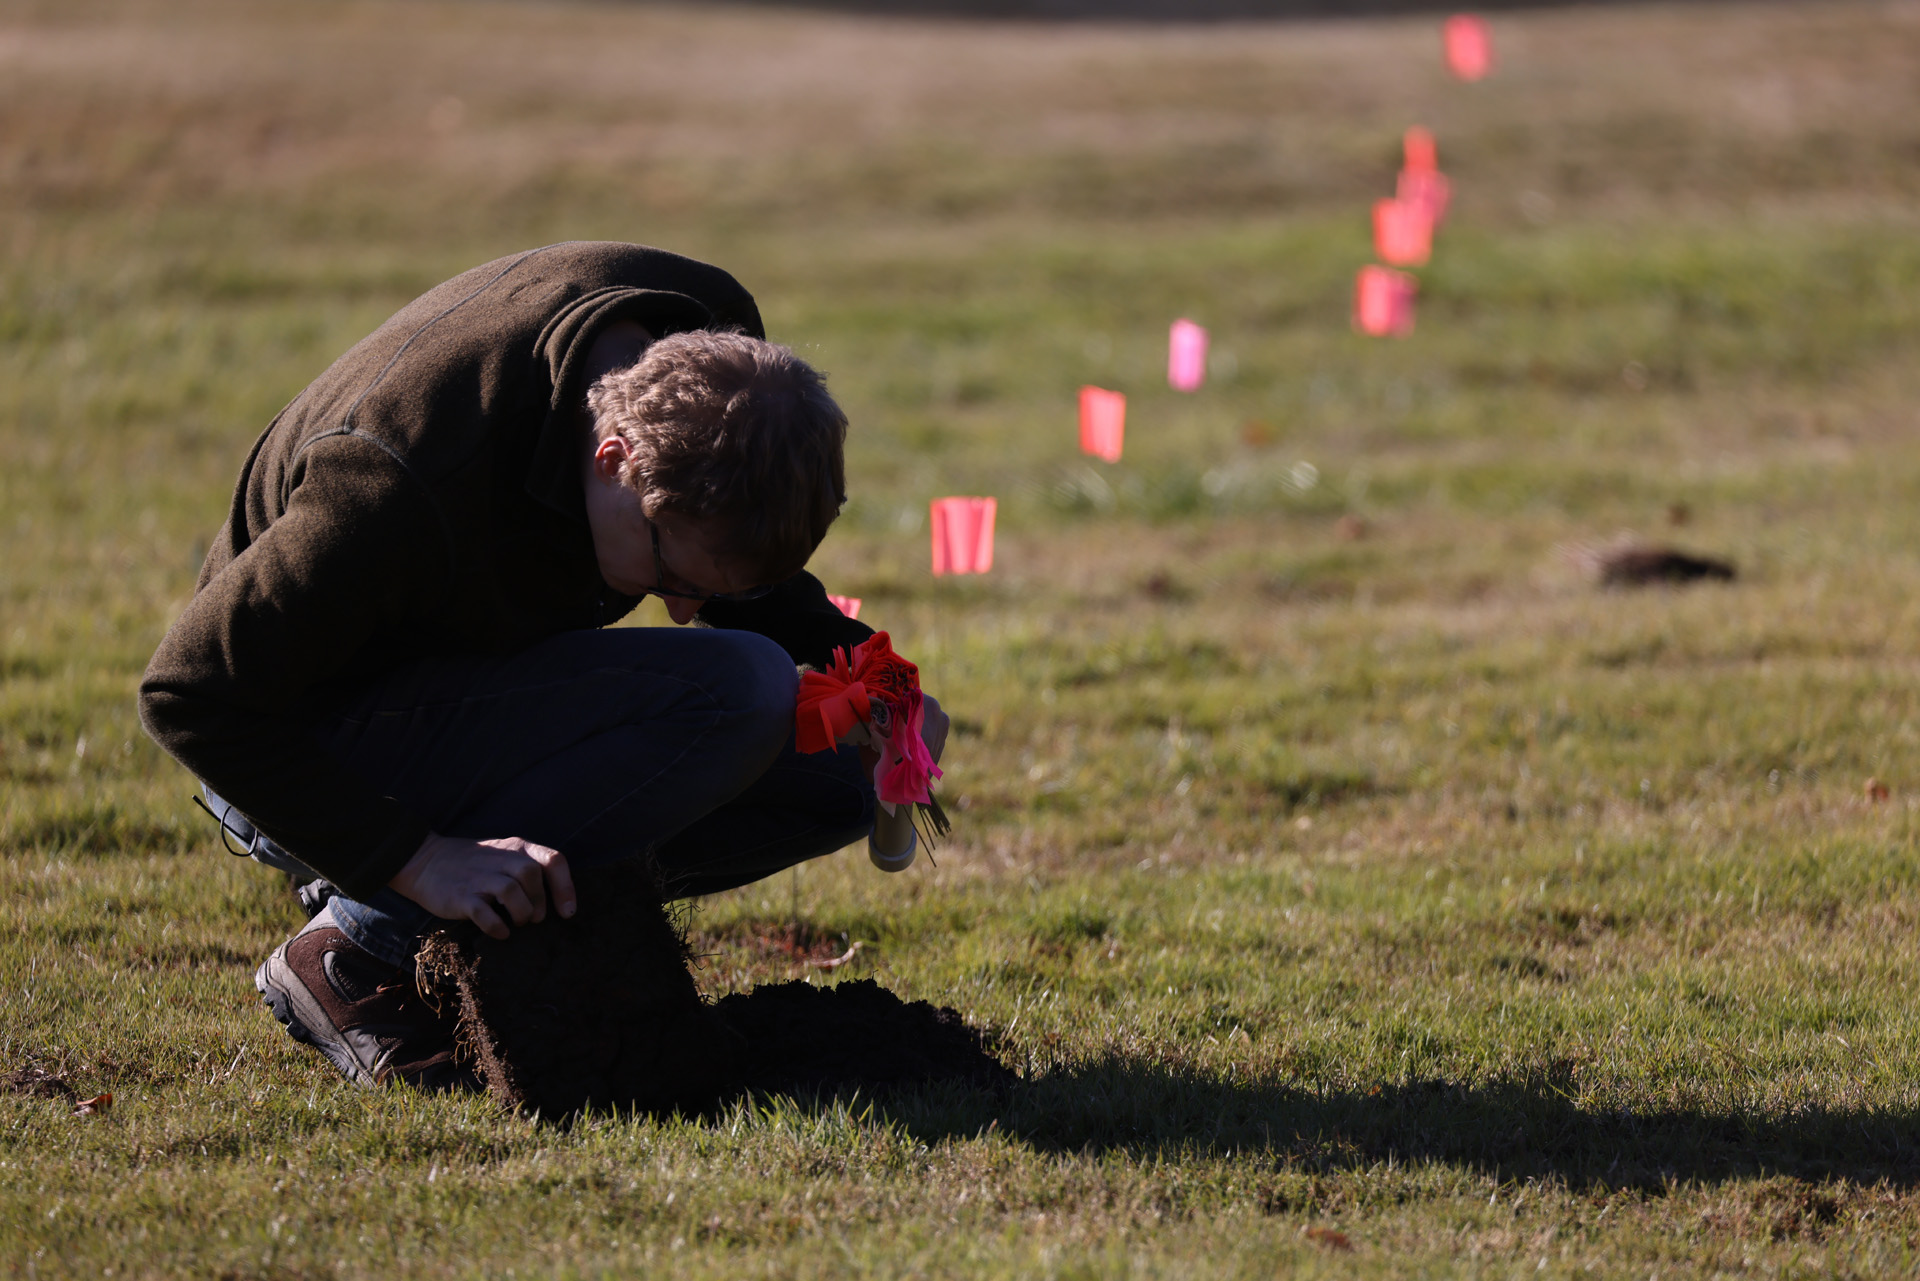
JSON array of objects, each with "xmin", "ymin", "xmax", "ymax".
[{"xmin": 793, "ymin": 632, "xmax": 951, "ymax": 839}]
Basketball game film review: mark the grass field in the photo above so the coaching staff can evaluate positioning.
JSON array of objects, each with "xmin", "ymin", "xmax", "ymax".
[{"xmin": 8, "ymin": 0, "xmax": 1920, "ymax": 1274}]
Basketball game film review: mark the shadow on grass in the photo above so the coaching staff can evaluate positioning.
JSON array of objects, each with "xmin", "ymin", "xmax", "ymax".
[{"xmin": 832, "ymin": 1057, "xmax": 1920, "ymax": 1190}]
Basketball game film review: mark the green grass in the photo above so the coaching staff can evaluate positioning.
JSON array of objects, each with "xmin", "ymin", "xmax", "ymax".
[{"xmin": 9, "ymin": 0, "xmax": 1920, "ymax": 1274}]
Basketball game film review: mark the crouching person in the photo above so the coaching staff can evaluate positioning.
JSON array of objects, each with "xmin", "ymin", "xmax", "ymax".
[{"xmin": 139, "ymin": 242, "xmax": 945, "ymax": 1091}]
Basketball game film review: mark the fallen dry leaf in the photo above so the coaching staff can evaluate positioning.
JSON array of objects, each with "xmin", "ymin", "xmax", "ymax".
[
  {"xmin": 72, "ymin": 1092, "xmax": 112, "ymax": 1117},
  {"xmin": 1305, "ymin": 1226, "xmax": 1353, "ymax": 1251},
  {"xmin": 1865, "ymin": 777, "xmax": 1891, "ymax": 802}
]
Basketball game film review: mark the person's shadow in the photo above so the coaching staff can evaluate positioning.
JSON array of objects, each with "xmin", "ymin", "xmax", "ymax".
[{"xmin": 821, "ymin": 1054, "xmax": 1920, "ymax": 1191}]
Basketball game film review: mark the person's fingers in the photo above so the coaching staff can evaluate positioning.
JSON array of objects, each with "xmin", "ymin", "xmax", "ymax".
[
  {"xmin": 509, "ymin": 850, "xmax": 549, "ymax": 923},
  {"xmin": 470, "ymin": 897, "xmax": 510, "ymax": 941},
  {"xmin": 492, "ymin": 877, "xmax": 537, "ymax": 927},
  {"xmin": 536, "ymin": 849, "xmax": 577, "ymax": 919}
]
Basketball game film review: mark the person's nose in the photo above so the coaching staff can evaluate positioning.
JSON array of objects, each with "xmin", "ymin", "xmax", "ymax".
[{"xmin": 665, "ymin": 597, "xmax": 702, "ymax": 625}]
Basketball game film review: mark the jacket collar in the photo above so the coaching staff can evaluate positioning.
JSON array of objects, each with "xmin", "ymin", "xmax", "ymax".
[{"xmin": 524, "ymin": 286, "xmax": 718, "ymax": 520}]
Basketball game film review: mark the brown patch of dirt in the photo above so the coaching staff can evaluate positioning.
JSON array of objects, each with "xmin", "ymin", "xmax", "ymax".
[
  {"xmin": 691, "ymin": 920, "xmax": 863, "ymax": 971},
  {"xmin": 1565, "ymin": 538, "xmax": 1737, "ymax": 587},
  {"xmin": 1596, "ymin": 545, "xmax": 1736, "ymax": 586},
  {"xmin": 1698, "ymin": 1176, "xmax": 1853, "ymax": 1242},
  {"xmin": 423, "ymin": 864, "xmax": 1010, "ymax": 1122},
  {"xmin": 3, "ymin": 1064, "xmax": 77, "ymax": 1102}
]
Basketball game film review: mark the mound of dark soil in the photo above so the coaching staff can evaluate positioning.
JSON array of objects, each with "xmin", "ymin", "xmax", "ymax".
[
  {"xmin": 718, "ymin": 978, "xmax": 1014, "ymax": 1097},
  {"xmin": 419, "ymin": 861, "xmax": 744, "ymax": 1121},
  {"xmin": 422, "ymin": 863, "xmax": 1011, "ymax": 1121},
  {"xmin": 1594, "ymin": 544, "xmax": 1736, "ymax": 587}
]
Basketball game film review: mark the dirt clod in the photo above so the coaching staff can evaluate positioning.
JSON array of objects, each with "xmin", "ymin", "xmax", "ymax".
[
  {"xmin": 419, "ymin": 860, "xmax": 742, "ymax": 1121},
  {"xmin": 1595, "ymin": 545, "xmax": 1735, "ymax": 586},
  {"xmin": 1566, "ymin": 539, "xmax": 1736, "ymax": 588},
  {"xmin": 717, "ymin": 978, "xmax": 1014, "ymax": 1098}
]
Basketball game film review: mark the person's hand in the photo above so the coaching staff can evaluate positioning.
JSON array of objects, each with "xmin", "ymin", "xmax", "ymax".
[
  {"xmin": 854, "ymin": 694, "xmax": 951, "ymax": 775},
  {"xmin": 388, "ymin": 833, "xmax": 577, "ymax": 940}
]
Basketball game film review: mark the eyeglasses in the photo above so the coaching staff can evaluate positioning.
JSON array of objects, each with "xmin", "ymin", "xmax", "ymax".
[{"xmin": 648, "ymin": 519, "xmax": 777, "ymax": 603}]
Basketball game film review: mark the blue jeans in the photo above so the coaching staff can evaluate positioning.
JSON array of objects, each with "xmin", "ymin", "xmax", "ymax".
[{"xmin": 206, "ymin": 627, "xmax": 875, "ymax": 967}]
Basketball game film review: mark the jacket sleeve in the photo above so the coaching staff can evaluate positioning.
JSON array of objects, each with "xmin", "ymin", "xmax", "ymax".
[
  {"xmin": 138, "ymin": 434, "xmax": 448, "ymax": 898},
  {"xmin": 694, "ymin": 571, "xmax": 873, "ymax": 671}
]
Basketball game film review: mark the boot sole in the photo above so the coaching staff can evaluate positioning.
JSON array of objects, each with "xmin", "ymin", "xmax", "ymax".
[{"xmin": 255, "ymin": 945, "xmax": 377, "ymax": 1088}]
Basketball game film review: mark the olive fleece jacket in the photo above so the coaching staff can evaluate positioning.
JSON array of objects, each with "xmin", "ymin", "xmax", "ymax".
[{"xmin": 139, "ymin": 242, "xmax": 872, "ymax": 900}]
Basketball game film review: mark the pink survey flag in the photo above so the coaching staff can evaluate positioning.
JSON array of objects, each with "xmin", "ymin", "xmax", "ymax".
[
  {"xmin": 1403, "ymin": 126, "xmax": 1438, "ymax": 175},
  {"xmin": 1078, "ymin": 385, "xmax": 1126, "ymax": 463},
  {"xmin": 826, "ymin": 594, "xmax": 862, "ymax": 620},
  {"xmin": 1397, "ymin": 165, "xmax": 1452, "ymax": 228},
  {"xmin": 1354, "ymin": 265, "xmax": 1417, "ymax": 338},
  {"xmin": 1167, "ymin": 318, "xmax": 1208, "ymax": 392},
  {"xmin": 1444, "ymin": 14, "xmax": 1493, "ymax": 81},
  {"xmin": 930, "ymin": 496, "xmax": 996, "ymax": 576},
  {"xmin": 1373, "ymin": 198, "xmax": 1432, "ymax": 267}
]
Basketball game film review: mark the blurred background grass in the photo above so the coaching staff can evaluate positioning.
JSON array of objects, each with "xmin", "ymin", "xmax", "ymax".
[{"xmin": 9, "ymin": 0, "xmax": 1920, "ymax": 1275}]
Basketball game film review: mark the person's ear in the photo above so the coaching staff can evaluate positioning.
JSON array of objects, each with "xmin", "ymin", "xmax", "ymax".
[{"xmin": 591, "ymin": 434, "xmax": 630, "ymax": 482}]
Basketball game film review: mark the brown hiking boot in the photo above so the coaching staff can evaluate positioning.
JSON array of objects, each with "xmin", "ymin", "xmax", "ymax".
[{"xmin": 254, "ymin": 905, "xmax": 478, "ymax": 1093}]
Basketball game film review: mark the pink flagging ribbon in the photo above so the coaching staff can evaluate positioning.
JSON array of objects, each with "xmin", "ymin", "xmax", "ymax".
[{"xmin": 873, "ymin": 689, "xmax": 941, "ymax": 811}]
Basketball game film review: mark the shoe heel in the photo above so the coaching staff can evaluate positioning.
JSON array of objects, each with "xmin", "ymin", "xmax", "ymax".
[{"xmin": 256, "ymin": 955, "xmax": 316, "ymax": 1047}]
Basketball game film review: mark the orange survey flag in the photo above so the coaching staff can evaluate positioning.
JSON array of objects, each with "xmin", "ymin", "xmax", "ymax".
[
  {"xmin": 795, "ymin": 652, "xmax": 872, "ymax": 755},
  {"xmin": 1079, "ymin": 386, "xmax": 1126, "ymax": 463},
  {"xmin": 1373, "ymin": 198, "xmax": 1432, "ymax": 267},
  {"xmin": 930, "ymin": 496, "xmax": 996, "ymax": 575},
  {"xmin": 1444, "ymin": 14, "xmax": 1493, "ymax": 81},
  {"xmin": 1354, "ymin": 265, "xmax": 1418, "ymax": 338}
]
